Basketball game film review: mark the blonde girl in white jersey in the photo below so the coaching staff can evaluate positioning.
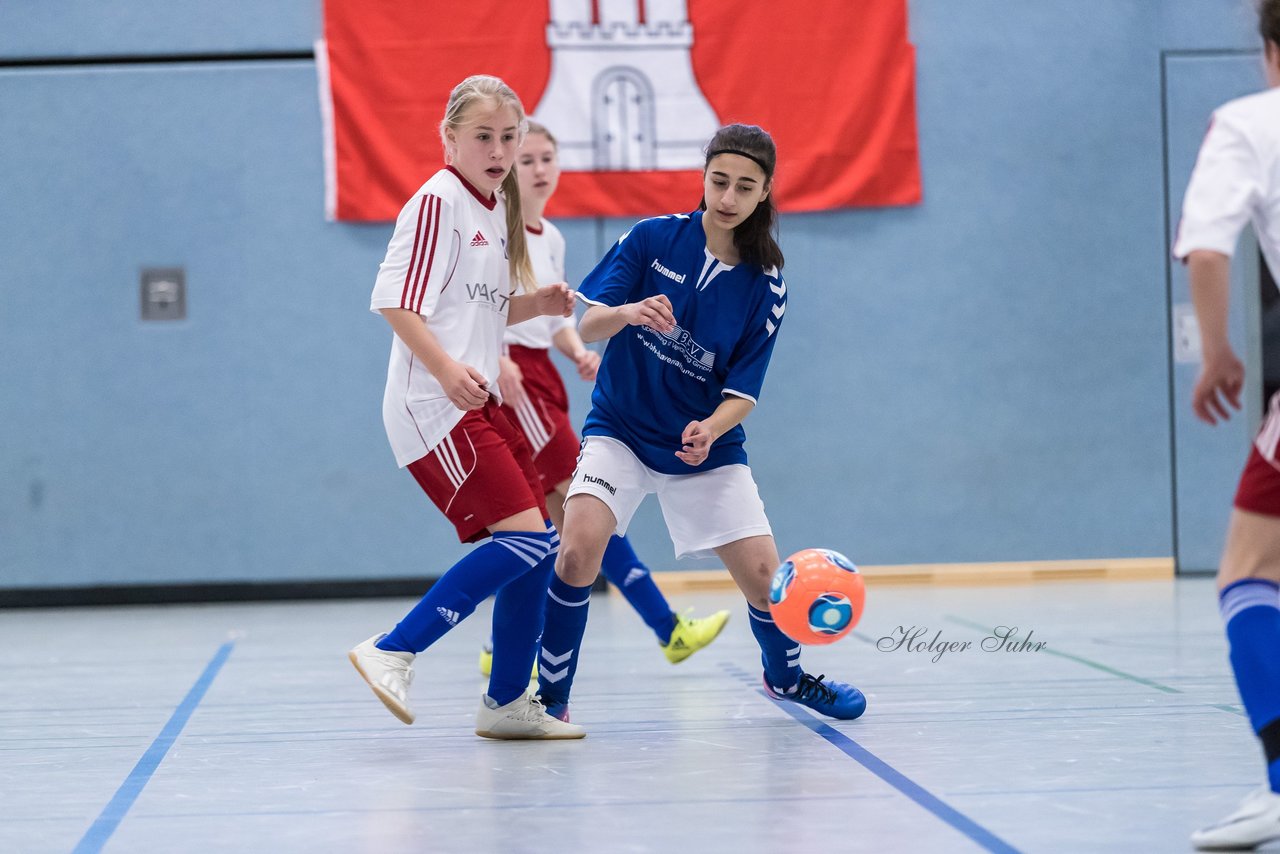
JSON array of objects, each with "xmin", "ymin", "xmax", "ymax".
[
  {"xmin": 1177, "ymin": 3, "xmax": 1280, "ymax": 847},
  {"xmin": 348, "ymin": 75, "xmax": 583, "ymax": 741}
]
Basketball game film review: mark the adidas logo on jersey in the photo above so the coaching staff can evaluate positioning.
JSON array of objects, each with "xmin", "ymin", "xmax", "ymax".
[
  {"xmin": 436, "ymin": 606, "xmax": 460, "ymax": 625},
  {"xmin": 470, "ymin": 230, "xmax": 489, "ymax": 247}
]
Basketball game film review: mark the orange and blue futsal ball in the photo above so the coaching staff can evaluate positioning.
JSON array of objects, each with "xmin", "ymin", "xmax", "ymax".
[{"xmin": 768, "ymin": 548, "xmax": 866, "ymax": 644}]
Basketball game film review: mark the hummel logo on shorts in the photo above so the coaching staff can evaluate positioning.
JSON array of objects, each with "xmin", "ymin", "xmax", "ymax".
[
  {"xmin": 582, "ymin": 474, "xmax": 617, "ymax": 495},
  {"xmin": 470, "ymin": 230, "xmax": 488, "ymax": 247},
  {"xmin": 436, "ymin": 607, "xmax": 460, "ymax": 625}
]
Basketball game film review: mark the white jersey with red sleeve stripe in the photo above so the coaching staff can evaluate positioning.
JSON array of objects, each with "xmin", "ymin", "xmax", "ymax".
[
  {"xmin": 1174, "ymin": 87, "xmax": 1280, "ymax": 279},
  {"xmin": 504, "ymin": 219, "xmax": 574, "ymax": 350},
  {"xmin": 371, "ymin": 166, "xmax": 514, "ymax": 468}
]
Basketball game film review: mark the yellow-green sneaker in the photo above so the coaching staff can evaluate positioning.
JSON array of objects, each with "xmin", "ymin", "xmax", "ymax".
[
  {"xmin": 478, "ymin": 644, "xmax": 537, "ymax": 680},
  {"xmin": 661, "ymin": 609, "xmax": 731, "ymax": 664}
]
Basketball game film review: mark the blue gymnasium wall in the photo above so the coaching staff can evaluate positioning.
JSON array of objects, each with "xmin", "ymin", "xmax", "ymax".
[{"xmin": 0, "ymin": 2, "xmax": 1265, "ymax": 590}]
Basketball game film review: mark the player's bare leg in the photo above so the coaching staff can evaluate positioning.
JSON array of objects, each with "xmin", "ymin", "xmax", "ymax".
[
  {"xmin": 1216, "ymin": 509, "xmax": 1280, "ymax": 590},
  {"xmin": 555, "ymin": 493, "xmax": 614, "ymax": 586},
  {"xmin": 714, "ymin": 534, "xmax": 778, "ymax": 610},
  {"xmin": 547, "ymin": 480, "xmax": 570, "ymax": 532}
]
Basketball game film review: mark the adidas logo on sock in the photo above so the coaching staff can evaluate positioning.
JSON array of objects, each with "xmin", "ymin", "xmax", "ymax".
[
  {"xmin": 623, "ymin": 567, "xmax": 646, "ymax": 586},
  {"xmin": 470, "ymin": 230, "xmax": 489, "ymax": 247},
  {"xmin": 436, "ymin": 606, "xmax": 460, "ymax": 625}
]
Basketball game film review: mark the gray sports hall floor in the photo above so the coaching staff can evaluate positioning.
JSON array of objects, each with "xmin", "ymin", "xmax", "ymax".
[{"xmin": 1, "ymin": 578, "xmax": 1268, "ymax": 853}]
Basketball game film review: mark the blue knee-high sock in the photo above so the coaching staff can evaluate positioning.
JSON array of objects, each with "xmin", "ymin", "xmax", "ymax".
[
  {"xmin": 536, "ymin": 573, "xmax": 593, "ymax": 707},
  {"xmin": 599, "ymin": 535, "xmax": 677, "ymax": 643},
  {"xmin": 748, "ymin": 604, "xmax": 802, "ymax": 692},
  {"xmin": 487, "ymin": 523, "xmax": 559, "ymax": 706},
  {"xmin": 1220, "ymin": 579, "xmax": 1280, "ymax": 793},
  {"xmin": 378, "ymin": 530, "xmax": 552, "ymax": 654}
]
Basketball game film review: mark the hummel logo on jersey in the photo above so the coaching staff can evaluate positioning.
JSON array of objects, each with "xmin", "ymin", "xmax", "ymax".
[
  {"xmin": 623, "ymin": 567, "xmax": 647, "ymax": 587},
  {"xmin": 651, "ymin": 258, "xmax": 686, "ymax": 284},
  {"xmin": 470, "ymin": 230, "xmax": 489, "ymax": 247},
  {"xmin": 436, "ymin": 607, "xmax": 460, "ymax": 625}
]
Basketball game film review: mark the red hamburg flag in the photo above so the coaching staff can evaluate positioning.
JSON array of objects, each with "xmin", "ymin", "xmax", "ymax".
[{"xmin": 320, "ymin": 0, "xmax": 921, "ymax": 220}]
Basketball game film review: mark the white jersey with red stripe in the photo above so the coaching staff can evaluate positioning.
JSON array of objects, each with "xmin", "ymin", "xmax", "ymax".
[
  {"xmin": 371, "ymin": 166, "xmax": 514, "ymax": 468},
  {"xmin": 1174, "ymin": 86, "xmax": 1280, "ymax": 279},
  {"xmin": 504, "ymin": 218, "xmax": 574, "ymax": 350}
]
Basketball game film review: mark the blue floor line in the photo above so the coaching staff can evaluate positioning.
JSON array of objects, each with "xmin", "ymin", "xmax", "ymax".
[
  {"xmin": 71, "ymin": 641, "xmax": 235, "ymax": 854},
  {"xmin": 763, "ymin": 693, "xmax": 1023, "ymax": 854}
]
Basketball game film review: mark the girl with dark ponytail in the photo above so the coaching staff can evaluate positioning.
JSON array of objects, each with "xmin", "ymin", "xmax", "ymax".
[{"xmin": 532, "ymin": 123, "xmax": 868, "ymax": 728}]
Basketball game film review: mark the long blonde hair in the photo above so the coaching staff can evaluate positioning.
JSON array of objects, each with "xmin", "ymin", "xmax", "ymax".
[{"xmin": 439, "ymin": 75, "xmax": 535, "ymax": 293}]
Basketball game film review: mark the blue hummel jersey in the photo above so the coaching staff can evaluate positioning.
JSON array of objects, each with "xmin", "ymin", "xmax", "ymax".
[{"xmin": 577, "ymin": 211, "xmax": 787, "ymax": 475}]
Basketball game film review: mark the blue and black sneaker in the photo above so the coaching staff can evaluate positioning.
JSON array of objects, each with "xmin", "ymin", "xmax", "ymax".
[{"xmin": 764, "ymin": 672, "xmax": 866, "ymax": 720}]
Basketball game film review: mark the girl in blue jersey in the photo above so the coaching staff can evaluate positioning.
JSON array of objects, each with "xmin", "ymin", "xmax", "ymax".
[
  {"xmin": 478, "ymin": 121, "xmax": 730, "ymax": 680},
  {"xmin": 534, "ymin": 124, "xmax": 866, "ymax": 723}
]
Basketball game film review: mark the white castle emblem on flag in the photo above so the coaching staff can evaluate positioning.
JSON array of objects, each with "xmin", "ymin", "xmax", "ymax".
[{"xmin": 533, "ymin": 0, "xmax": 721, "ymax": 171}]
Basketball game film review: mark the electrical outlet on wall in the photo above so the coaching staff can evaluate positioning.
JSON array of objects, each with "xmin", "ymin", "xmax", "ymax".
[{"xmin": 140, "ymin": 267, "xmax": 186, "ymax": 321}]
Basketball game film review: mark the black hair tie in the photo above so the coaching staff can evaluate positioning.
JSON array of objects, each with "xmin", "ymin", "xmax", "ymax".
[{"xmin": 707, "ymin": 148, "xmax": 771, "ymax": 175}]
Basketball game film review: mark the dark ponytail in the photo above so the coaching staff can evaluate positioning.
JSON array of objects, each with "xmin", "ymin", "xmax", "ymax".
[
  {"xmin": 698, "ymin": 123, "xmax": 784, "ymax": 272},
  {"xmin": 1263, "ymin": 0, "xmax": 1280, "ymax": 48}
]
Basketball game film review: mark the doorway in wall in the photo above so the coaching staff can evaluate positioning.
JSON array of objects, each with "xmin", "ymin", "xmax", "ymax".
[{"xmin": 1163, "ymin": 49, "xmax": 1265, "ymax": 573}]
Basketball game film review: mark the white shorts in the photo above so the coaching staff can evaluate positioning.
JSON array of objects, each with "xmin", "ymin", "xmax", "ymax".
[{"xmin": 566, "ymin": 436, "xmax": 773, "ymax": 560}]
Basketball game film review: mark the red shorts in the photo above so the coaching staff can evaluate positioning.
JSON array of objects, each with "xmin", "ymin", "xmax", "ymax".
[
  {"xmin": 501, "ymin": 345, "xmax": 581, "ymax": 493},
  {"xmin": 406, "ymin": 399, "xmax": 549, "ymax": 544},
  {"xmin": 1234, "ymin": 391, "xmax": 1280, "ymax": 517}
]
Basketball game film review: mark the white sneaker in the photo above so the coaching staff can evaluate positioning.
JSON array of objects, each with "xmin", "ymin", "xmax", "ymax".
[
  {"xmin": 349, "ymin": 634, "xmax": 415, "ymax": 725},
  {"xmin": 474, "ymin": 691, "xmax": 585, "ymax": 740},
  {"xmin": 1191, "ymin": 786, "xmax": 1280, "ymax": 850}
]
